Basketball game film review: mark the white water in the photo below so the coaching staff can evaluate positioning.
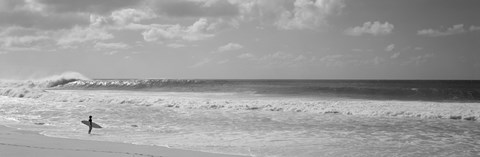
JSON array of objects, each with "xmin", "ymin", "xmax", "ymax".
[{"xmin": 1, "ymin": 89, "xmax": 480, "ymax": 157}]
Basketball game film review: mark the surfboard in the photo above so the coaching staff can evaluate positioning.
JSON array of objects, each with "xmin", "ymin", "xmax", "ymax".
[{"xmin": 81, "ymin": 120, "xmax": 102, "ymax": 128}]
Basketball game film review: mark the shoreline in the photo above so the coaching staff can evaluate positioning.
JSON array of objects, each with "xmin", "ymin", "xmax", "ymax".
[{"xmin": 0, "ymin": 125, "xmax": 248, "ymax": 157}]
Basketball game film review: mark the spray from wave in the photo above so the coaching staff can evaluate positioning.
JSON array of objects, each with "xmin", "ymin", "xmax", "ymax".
[{"xmin": 0, "ymin": 72, "xmax": 89, "ymax": 98}]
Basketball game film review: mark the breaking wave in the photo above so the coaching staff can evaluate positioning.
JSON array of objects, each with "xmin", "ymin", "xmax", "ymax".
[
  {"xmin": 0, "ymin": 72, "xmax": 89, "ymax": 98},
  {"xmin": 56, "ymin": 79, "xmax": 480, "ymax": 101}
]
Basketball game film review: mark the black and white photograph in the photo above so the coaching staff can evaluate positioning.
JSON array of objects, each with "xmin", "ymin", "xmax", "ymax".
[{"xmin": 1, "ymin": 0, "xmax": 479, "ymax": 156}]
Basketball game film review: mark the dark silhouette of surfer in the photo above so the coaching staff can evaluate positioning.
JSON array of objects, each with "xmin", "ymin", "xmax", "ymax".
[{"xmin": 88, "ymin": 116, "xmax": 93, "ymax": 134}]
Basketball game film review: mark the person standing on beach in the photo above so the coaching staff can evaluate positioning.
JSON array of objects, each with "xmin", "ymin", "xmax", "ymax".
[{"xmin": 88, "ymin": 116, "xmax": 93, "ymax": 134}]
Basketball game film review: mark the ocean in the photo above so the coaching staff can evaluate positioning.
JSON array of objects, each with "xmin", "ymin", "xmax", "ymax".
[{"xmin": 1, "ymin": 74, "xmax": 480, "ymax": 156}]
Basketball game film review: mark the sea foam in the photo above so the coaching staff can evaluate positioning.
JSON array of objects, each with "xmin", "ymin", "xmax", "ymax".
[
  {"xmin": 0, "ymin": 72, "xmax": 89, "ymax": 98},
  {"xmin": 1, "ymin": 72, "xmax": 479, "ymax": 121}
]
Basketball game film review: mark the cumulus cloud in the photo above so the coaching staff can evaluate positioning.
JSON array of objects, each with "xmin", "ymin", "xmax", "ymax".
[
  {"xmin": 417, "ymin": 24, "xmax": 480, "ymax": 37},
  {"xmin": 274, "ymin": 0, "xmax": 345, "ymax": 30},
  {"xmin": 0, "ymin": 35, "xmax": 49, "ymax": 50},
  {"xmin": 385, "ymin": 44, "xmax": 395, "ymax": 52},
  {"xmin": 0, "ymin": 0, "xmax": 350, "ymax": 54},
  {"xmin": 110, "ymin": 8, "xmax": 156, "ymax": 25},
  {"xmin": 216, "ymin": 42, "xmax": 243, "ymax": 53},
  {"xmin": 90, "ymin": 8, "xmax": 156, "ymax": 29},
  {"xmin": 57, "ymin": 26, "xmax": 114, "ymax": 47},
  {"xmin": 0, "ymin": 26, "xmax": 54, "ymax": 51},
  {"xmin": 345, "ymin": 21, "xmax": 394, "ymax": 36},
  {"xmin": 142, "ymin": 18, "xmax": 215, "ymax": 42}
]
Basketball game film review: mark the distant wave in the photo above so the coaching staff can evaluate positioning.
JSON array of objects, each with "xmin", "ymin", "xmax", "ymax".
[
  {"xmin": 2, "ymin": 75, "xmax": 480, "ymax": 101},
  {"xmin": 55, "ymin": 79, "xmax": 480, "ymax": 101}
]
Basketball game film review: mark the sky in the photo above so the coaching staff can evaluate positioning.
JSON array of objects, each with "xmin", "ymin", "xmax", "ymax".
[{"xmin": 0, "ymin": 0, "xmax": 479, "ymax": 79}]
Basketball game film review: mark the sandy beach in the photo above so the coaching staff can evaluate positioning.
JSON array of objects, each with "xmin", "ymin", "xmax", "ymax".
[{"xmin": 0, "ymin": 125, "xmax": 247, "ymax": 157}]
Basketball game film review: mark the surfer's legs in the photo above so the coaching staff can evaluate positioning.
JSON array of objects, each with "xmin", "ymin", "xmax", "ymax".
[{"xmin": 88, "ymin": 126, "xmax": 92, "ymax": 134}]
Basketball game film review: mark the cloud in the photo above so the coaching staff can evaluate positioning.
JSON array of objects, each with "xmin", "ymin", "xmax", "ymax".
[
  {"xmin": 372, "ymin": 56, "xmax": 385, "ymax": 65},
  {"xmin": 417, "ymin": 24, "xmax": 480, "ymax": 37},
  {"xmin": 0, "ymin": 35, "xmax": 50, "ymax": 50},
  {"xmin": 0, "ymin": 0, "xmax": 349, "ymax": 54},
  {"xmin": 166, "ymin": 43, "xmax": 186, "ymax": 48},
  {"xmin": 390, "ymin": 52, "xmax": 400, "ymax": 59},
  {"xmin": 345, "ymin": 21, "xmax": 394, "ymax": 36},
  {"xmin": 151, "ymin": 0, "xmax": 239, "ymax": 18},
  {"xmin": 103, "ymin": 50, "xmax": 119, "ymax": 55},
  {"xmin": 88, "ymin": 9, "xmax": 157, "ymax": 32},
  {"xmin": 142, "ymin": 18, "xmax": 215, "ymax": 42},
  {"xmin": 219, "ymin": 0, "xmax": 345, "ymax": 30},
  {"xmin": 0, "ymin": 9, "xmax": 89, "ymax": 30},
  {"xmin": 216, "ymin": 42, "xmax": 243, "ymax": 53},
  {"xmin": 0, "ymin": 0, "xmax": 25, "ymax": 11},
  {"xmin": 36, "ymin": 0, "xmax": 144, "ymax": 14},
  {"xmin": 470, "ymin": 26, "xmax": 480, "ymax": 31},
  {"xmin": 403, "ymin": 53, "xmax": 435, "ymax": 65},
  {"xmin": 274, "ymin": 0, "xmax": 345, "ymax": 30},
  {"xmin": 0, "ymin": 26, "xmax": 54, "ymax": 51},
  {"xmin": 94, "ymin": 42, "xmax": 130, "ymax": 50},
  {"xmin": 237, "ymin": 53, "xmax": 255, "ymax": 59},
  {"xmin": 259, "ymin": 51, "xmax": 304, "ymax": 61},
  {"xmin": 57, "ymin": 26, "xmax": 114, "ymax": 47},
  {"xmin": 385, "ymin": 44, "xmax": 395, "ymax": 52},
  {"xmin": 110, "ymin": 8, "xmax": 157, "ymax": 25},
  {"xmin": 0, "ymin": 22, "xmax": 118, "ymax": 52}
]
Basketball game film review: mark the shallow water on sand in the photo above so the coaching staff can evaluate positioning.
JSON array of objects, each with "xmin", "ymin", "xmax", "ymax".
[{"xmin": 1, "ymin": 90, "xmax": 480, "ymax": 157}]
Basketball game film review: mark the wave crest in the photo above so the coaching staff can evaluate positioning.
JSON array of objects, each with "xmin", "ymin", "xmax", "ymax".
[
  {"xmin": 57, "ymin": 79, "xmax": 480, "ymax": 101},
  {"xmin": 0, "ymin": 72, "xmax": 89, "ymax": 98},
  {"xmin": 37, "ymin": 71, "xmax": 90, "ymax": 88}
]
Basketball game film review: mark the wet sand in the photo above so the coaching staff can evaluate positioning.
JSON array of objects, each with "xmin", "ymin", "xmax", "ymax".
[{"xmin": 0, "ymin": 125, "xmax": 247, "ymax": 157}]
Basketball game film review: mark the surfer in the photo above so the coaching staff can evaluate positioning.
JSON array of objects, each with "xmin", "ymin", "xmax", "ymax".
[{"xmin": 88, "ymin": 116, "xmax": 93, "ymax": 134}]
